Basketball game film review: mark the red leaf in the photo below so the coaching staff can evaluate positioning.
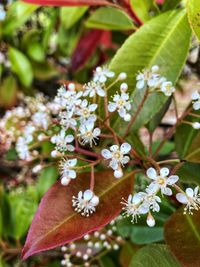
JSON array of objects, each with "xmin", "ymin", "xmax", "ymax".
[
  {"xmin": 22, "ymin": 0, "xmax": 115, "ymax": 6},
  {"xmin": 165, "ymin": 208, "xmax": 200, "ymax": 267},
  {"xmin": 156, "ymin": 0, "xmax": 165, "ymax": 4},
  {"xmin": 22, "ymin": 170, "xmax": 133, "ymax": 260},
  {"xmin": 71, "ymin": 29, "xmax": 108, "ymax": 72}
]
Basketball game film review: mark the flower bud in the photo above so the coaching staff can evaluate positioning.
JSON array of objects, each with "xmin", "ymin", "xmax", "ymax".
[
  {"xmin": 120, "ymin": 82, "xmax": 128, "ymax": 92},
  {"xmin": 118, "ymin": 72, "xmax": 127, "ymax": 80},
  {"xmin": 146, "ymin": 213, "xmax": 155, "ymax": 227}
]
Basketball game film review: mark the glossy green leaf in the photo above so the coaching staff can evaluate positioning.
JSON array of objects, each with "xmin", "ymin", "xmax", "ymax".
[
  {"xmin": 176, "ymin": 162, "xmax": 200, "ymax": 185},
  {"xmin": 99, "ymin": 255, "xmax": 116, "ymax": 267},
  {"xmin": 8, "ymin": 47, "xmax": 33, "ymax": 87},
  {"xmin": 85, "ymin": 7, "xmax": 134, "ymax": 30},
  {"xmin": 0, "ymin": 76, "xmax": 17, "ymax": 108},
  {"xmin": 130, "ymin": 0, "xmax": 153, "ymax": 22},
  {"xmin": 185, "ymin": 131, "xmax": 200, "ymax": 163},
  {"xmin": 162, "ymin": 0, "xmax": 182, "ymax": 11},
  {"xmin": 2, "ymin": 2, "xmax": 38, "ymax": 35},
  {"xmin": 60, "ymin": 6, "xmax": 88, "ymax": 29},
  {"xmin": 175, "ymin": 107, "xmax": 200, "ymax": 163},
  {"xmin": 129, "ymin": 244, "xmax": 182, "ymax": 267},
  {"xmin": 187, "ymin": 0, "xmax": 200, "ymax": 41},
  {"xmin": 109, "ymin": 10, "xmax": 191, "ymax": 132},
  {"xmin": 165, "ymin": 208, "xmax": 200, "ymax": 267}
]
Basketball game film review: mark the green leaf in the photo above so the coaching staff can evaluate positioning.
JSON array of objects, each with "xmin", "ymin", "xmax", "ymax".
[
  {"xmin": 175, "ymin": 107, "xmax": 200, "ymax": 163},
  {"xmin": 85, "ymin": 7, "xmax": 134, "ymax": 30},
  {"xmin": 8, "ymin": 191, "xmax": 37, "ymax": 239},
  {"xmin": 2, "ymin": 2, "xmax": 38, "ymax": 35},
  {"xmin": 60, "ymin": 6, "xmax": 88, "ymax": 29},
  {"xmin": 8, "ymin": 47, "xmax": 33, "ymax": 87},
  {"xmin": 129, "ymin": 244, "xmax": 182, "ymax": 267},
  {"xmin": 162, "ymin": 0, "xmax": 182, "ymax": 11},
  {"xmin": 99, "ymin": 255, "xmax": 116, "ymax": 267},
  {"xmin": 187, "ymin": 0, "xmax": 200, "ymax": 41},
  {"xmin": 0, "ymin": 76, "xmax": 17, "ymax": 108},
  {"xmin": 130, "ymin": 0, "xmax": 153, "ymax": 22},
  {"xmin": 165, "ymin": 208, "xmax": 200, "ymax": 267},
  {"xmin": 36, "ymin": 166, "xmax": 59, "ymax": 198},
  {"xmin": 176, "ymin": 162, "xmax": 200, "ymax": 185},
  {"xmin": 117, "ymin": 219, "xmax": 164, "ymax": 245},
  {"xmin": 185, "ymin": 131, "xmax": 200, "ymax": 162},
  {"xmin": 109, "ymin": 10, "xmax": 191, "ymax": 132}
]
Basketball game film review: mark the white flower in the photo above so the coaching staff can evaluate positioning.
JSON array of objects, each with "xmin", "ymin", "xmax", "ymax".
[
  {"xmin": 32, "ymin": 111, "xmax": 50, "ymax": 130},
  {"xmin": 83, "ymin": 81, "xmax": 105, "ymax": 97},
  {"xmin": 59, "ymin": 158, "xmax": 77, "ymax": 186},
  {"xmin": 160, "ymin": 81, "xmax": 175, "ymax": 96},
  {"xmin": 76, "ymin": 99, "xmax": 97, "ymax": 123},
  {"xmin": 59, "ymin": 110, "xmax": 77, "ymax": 130},
  {"xmin": 139, "ymin": 188, "xmax": 161, "ymax": 214},
  {"xmin": 191, "ymin": 91, "xmax": 200, "ymax": 110},
  {"xmin": 24, "ymin": 124, "xmax": 36, "ymax": 143},
  {"xmin": 78, "ymin": 122, "xmax": 101, "ymax": 147},
  {"xmin": 93, "ymin": 66, "xmax": 115, "ymax": 83},
  {"xmin": 192, "ymin": 122, "xmax": 200, "ymax": 129},
  {"xmin": 54, "ymin": 86, "xmax": 82, "ymax": 111},
  {"xmin": 121, "ymin": 193, "xmax": 145, "ymax": 223},
  {"xmin": 102, "ymin": 143, "xmax": 131, "ymax": 178},
  {"xmin": 146, "ymin": 167, "xmax": 179, "ymax": 196},
  {"xmin": 51, "ymin": 129, "xmax": 74, "ymax": 152},
  {"xmin": 136, "ymin": 65, "xmax": 159, "ymax": 90},
  {"xmin": 72, "ymin": 189, "xmax": 99, "ymax": 216},
  {"xmin": 108, "ymin": 92, "xmax": 131, "ymax": 121},
  {"xmin": 176, "ymin": 187, "xmax": 200, "ymax": 214},
  {"xmin": 16, "ymin": 137, "xmax": 31, "ymax": 161}
]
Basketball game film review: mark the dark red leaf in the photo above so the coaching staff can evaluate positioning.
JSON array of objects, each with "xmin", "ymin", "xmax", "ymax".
[
  {"xmin": 71, "ymin": 29, "xmax": 108, "ymax": 72},
  {"xmin": 165, "ymin": 208, "xmax": 200, "ymax": 267},
  {"xmin": 22, "ymin": 170, "xmax": 133, "ymax": 260},
  {"xmin": 22, "ymin": 0, "xmax": 115, "ymax": 6}
]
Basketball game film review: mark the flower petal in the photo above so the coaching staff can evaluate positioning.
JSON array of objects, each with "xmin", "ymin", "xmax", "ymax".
[
  {"xmin": 167, "ymin": 175, "xmax": 179, "ymax": 185},
  {"xmin": 83, "ymin": 190, "xmax": 93, "ymax": 201},
  {"xmin": 176, "ymin": 193, "xmax": 188, "ymax": 204},
  {"xmin": 120, "ymin": 143, "xmax": 131, "ymax": 154},
  {"xmin": 160, "ymin": 167, "xmax": 169, "ymax": 177},
  {"xmin": 186, "ymin": 188, "xmax": 194, "ymax": 198},
  {"xmin": 146, "ymin": 168, "xmax": 157, "ymax": 180},
  {"xmin": 101, "ymin": 149, "xmax": 112, "ymax": 159}
]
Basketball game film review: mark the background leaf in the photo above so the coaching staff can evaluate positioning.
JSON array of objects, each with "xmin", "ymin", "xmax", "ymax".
[
  {"xmin": 109, "ymin": 9, "xmax": 191, "ymax": 132},
  {"xmin": 2, "ymin": 2, "xmax": 38, "ymax": 35},
  {"xmin": 60, "ymin": 6, "xmax": 88, "ymax": 29},
  {"xmin": 129, "ymin": 244, "xmax": 182, "ymax": 267},
  {"xmin": 22, "ymin": 170, "xmax": 133, "ymax": 259},
  {"xmin": 85, "ymin": 7, "xmax": 134, "ymax": 30},
  {"xmin": 165, "ymin": 208, "xmax": 200, "ymax": 267},
  {"xmin": 8, "ymin": 47, "xmax": 33, "ymax": 87},
  {"xmin": 187, "ymin": 0, "xmax": 200, "ymax": 41}
]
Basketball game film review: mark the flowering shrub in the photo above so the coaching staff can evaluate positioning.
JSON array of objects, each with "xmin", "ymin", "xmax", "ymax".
[{"xmin": 1, "ymin": 0, "xmax": 200, "ymax": 267}]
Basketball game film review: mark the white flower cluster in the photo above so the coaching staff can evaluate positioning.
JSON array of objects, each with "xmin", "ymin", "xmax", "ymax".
[
  {"xmin": 136, "ymin": 65, "xmax": 175, "ymax": 96},
  {"xmin": 60, "ymin": 217, "xmax": 122, "ymax": 267},
  {"xmin": 122, "ymin": 166, "xmax": 200, "ymax": 227}
]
